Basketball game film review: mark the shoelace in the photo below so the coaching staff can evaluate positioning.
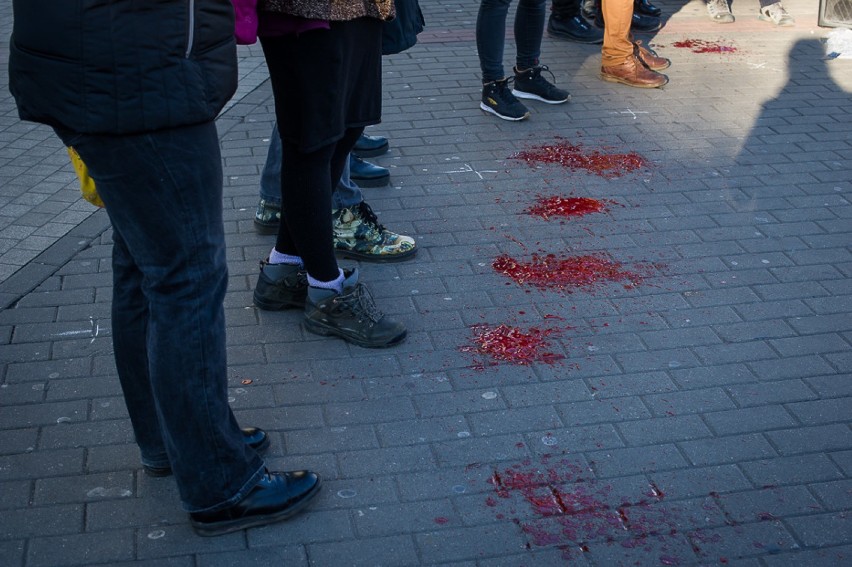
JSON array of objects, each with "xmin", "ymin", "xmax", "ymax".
[
  {"xmin": 339, "ymin": 283, "xmax": 383, "ymax": 323},
  {"xmin": 356, "ymin": 201, "xmax": 386, "ymax": 233}
]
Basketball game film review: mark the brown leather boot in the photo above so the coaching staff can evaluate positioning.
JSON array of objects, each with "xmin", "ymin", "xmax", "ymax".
[
  {"xmin": 601, "ymin": 54, "xmax": 668, "ymax": 88},
  {"xmin": 633, "ymin": 39, "xmax": 671, "ymax": 71}
]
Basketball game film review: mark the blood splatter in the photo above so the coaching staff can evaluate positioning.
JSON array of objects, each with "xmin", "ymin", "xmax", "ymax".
[
  {"xmin": 484, "ymin": 458, "xmax": 692, "ymax": 563},
  {"xmin": 525, "ymin": 196, "xmax": 616, "ymax": 220},
  {"xmin": 433, "ymin": 517, "xmax": 449, "ymax": 525},
  {"xmin": 511, "ymin": 139, "xmax": 647, "ymax": 178},
  {"xmin": 493, "ymin": 253, "xmax": 645, "ymax": 292},
  {"xmin": 460, "ymin": 323, "xmax": 565, "ymax": 367},
  {"xmin": 672, "ymin": 39, "xmax": 737, "ymax": 54}
]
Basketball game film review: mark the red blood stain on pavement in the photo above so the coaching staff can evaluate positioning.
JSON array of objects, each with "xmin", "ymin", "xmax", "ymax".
[
  {"xmin": 525, "ymin": 196, "xmax": 616, "ymax": 220},
  {"xmin": 460, "ymin": 323, "xmax": 565, "ymax": 367},
  {"xmin": 672, "ymin": 39, "xmax": 737, "ymax": 54},
  {"xmin": 493, "ymin": 253, "xmax": 644, "ymax": 292},
  {"xmin": 486, "ymin": 458, "xmax": 692, "ymax": 563},
  {"xmin": 511, "ymin": 139, "xmax": 647, "ymax": 178}
]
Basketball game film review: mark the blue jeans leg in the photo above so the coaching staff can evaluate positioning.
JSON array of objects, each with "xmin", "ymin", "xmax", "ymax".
[
  {"xmin": 260, "ymin": 123, "xmax": 282, "ymax": 206},
  {"xmin": 56, "ymin": 122, "xmax": 265, "ymax": 513},
  {"xmin": 333, "ymin": 154, "xmax": 364, "ymax": 210}
]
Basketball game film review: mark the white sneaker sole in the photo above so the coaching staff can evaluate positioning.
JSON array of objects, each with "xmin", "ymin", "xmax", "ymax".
[
  {"xmin": 479, "ymin": 102, "xmax": 529, "ymax": 121},
  {"xmin": 511, "ymin": 89, "xmax": 572, "ymax": 105}
]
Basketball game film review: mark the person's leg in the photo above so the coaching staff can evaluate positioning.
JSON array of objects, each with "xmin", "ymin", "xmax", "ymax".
[
  {"xmin": 477, "ymin": 0, "xmax": 513, "ymax": 82},
  {"xmin": 278, "ymin": 138, "xmax": 340, "ymax": 282},
  {"xmin": 514, "ymin": 0, "xmax": 546, "ymax": 71},
  {"xmin": 255, "ymin": 123, "xmax": 284, "ymax": 234},
  {"xmin": 260, "ymin": 123, "xmax": 282, "ymax": 205},
  {"xmin": 600, "ymin": 0, "xmax": 633, "ymax": 68},
  {"xmin": 551, "ymin": 0, "xmax": 581, "ymax": 19},
  {"xmin": 332, "ymin": 154, "xmax": 364, "ymax": 210},
  {"xmin": 109, "ymin": 230, "xmax": 169, "ymax": 470},
  {"xmin": 61, "ymin": 123, "xmax": 265, "ymax": 512}
]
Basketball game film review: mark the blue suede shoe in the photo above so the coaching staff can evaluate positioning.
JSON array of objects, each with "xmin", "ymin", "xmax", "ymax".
[{"xmin": 349, "ymin": 155, "xmax": 390, "ymax": 188}]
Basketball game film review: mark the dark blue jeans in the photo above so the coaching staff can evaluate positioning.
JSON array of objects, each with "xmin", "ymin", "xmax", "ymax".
[
  {"xmin": 477, "ymin": 0, "xmax": 547, "ymax": 83},
  {"xmin": 55, "ymin": 122, "xmax": 265, "ymax": 513}
]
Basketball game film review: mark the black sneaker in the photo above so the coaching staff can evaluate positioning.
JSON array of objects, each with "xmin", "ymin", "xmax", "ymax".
[
  {"xmin": 480, "ymin": 78, "xmax": 530, "ymax": 121},
  {"xmin": 304, "ymin": 268, "xmax": 407, "ymax": 348},
  {"xmin": 512, "ymin": 65, "xmax": 571, "ymax": 105},
  {"xmin": 253, "ymin": 261, "xmax": 308, "ymax": 310},
  {"xmin": 547, "ymin": 15, "xmax": 604, "ymax": 44}
]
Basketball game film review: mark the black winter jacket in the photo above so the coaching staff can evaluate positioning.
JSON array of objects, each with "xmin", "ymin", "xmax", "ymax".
[{"xmin": 9, "ymin": 0, "xmax": 237, "ymax": 135}]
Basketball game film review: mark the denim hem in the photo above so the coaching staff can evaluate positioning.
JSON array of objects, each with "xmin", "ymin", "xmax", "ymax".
[{"xmin": 181, "ymin": 461, "xmax": 267, "ymax": 514}]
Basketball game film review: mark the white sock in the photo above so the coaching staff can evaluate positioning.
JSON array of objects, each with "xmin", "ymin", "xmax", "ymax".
[
  {"xmin": 307, "ymin": 268, "xmax": 345, "ymax": 293},
  {"xmin": 269, "ymin": 248, "xmax": 302, "ymax": 266}
]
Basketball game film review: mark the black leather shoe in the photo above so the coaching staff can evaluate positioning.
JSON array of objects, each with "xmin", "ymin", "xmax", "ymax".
[
  {"xmin": 634, "ymin": 0, "xmax": 661, "ymax": 18},
  {"xmin": 547, "ymin": 15, "xmax": 603, "ymax": 44},
  {"xmin": 349, "ymin": 155, "xmax": 390, "ymax": 188},
  {"xmin": 143, "ymin": 427, "xmax": 271, "ymax": 477},
  {"xmin": 190, "ymin": 469, "xmax": 321, "ymax": 536},
  {"xmin": 594, "ymin": 4, "xmax": 662, "ymax": 33},
  {"xmin": 352, "ymin": 134, "xmax": 389, "ymax": 158}
]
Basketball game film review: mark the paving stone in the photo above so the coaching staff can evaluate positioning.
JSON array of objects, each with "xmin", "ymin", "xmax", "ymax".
[{"xmin": 740, "ymin": 454, "xmax": 844, "ymax": 487}]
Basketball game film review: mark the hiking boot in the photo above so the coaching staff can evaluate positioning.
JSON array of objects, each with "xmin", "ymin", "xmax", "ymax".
[
  {"xmin": 601, "ymin": 55, "xmax": 668, "ymax": 88},
  {"xmin": 253, "ymin": 261, "xmax": 308, "ymax": 310},
  {"xmin": 546, "ymin": 14, "xmax": 603, "ymax": 44},
  {"xmin": 254, "ymin": 199, "xmax": 281, "ymax": 235},
  {"xmin": 333, "ymin": 202, "xmax": 417, "ymax": 263},
  {"xmin": 512, "ymin": 65, "xmax": 571, "ymax": 104},
  {"xmin": 706, "ymin": 0, "xmax": 734, "ymax": 23},
  {"xmin": 633, "ymin": 40, "xmax": 671, "ymax": 71},
  {"xmin": 759, "ymin": 2, "xmax": 794, "ymax": 26},
  {"xmin": 304, "ymin": 268, "xmax": 407, "ymax": 348},
  {"xmin": 480, "ymin": 78, "xmax": 530, "ymax": 121}
]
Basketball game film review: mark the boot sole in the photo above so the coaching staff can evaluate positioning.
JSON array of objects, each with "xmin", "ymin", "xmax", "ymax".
[
  {"xmin": 191, "ymin": 478, "xmax": 322, "ymax": 537},
  {"xmin": 600, "ymin": 73, "xmax": 668, "ymax": 89},
  {"xmin": 351, "ymin": 145, "xmax": 389, "ymax": 159},
  {"xmin": 303, "ymin": 319, "xmax": 407, "ymax": 349},
  {"xmin": 253, "ymin": 293, "xmax": 305, "ymax": 311},
  {"xmin": 335, "ymin": 247, "xmax": 417, "ymax": 263},
  {"xmin": 546, "ymin": 29, "xmax": 603, "ymax": 45},
  {"xmin": 253, "ymin": 220, "xmax": 279, "ymax": 235},
  {"xmin": 349, "ymin": 175, "xmax": 390, "ymax": 188}
]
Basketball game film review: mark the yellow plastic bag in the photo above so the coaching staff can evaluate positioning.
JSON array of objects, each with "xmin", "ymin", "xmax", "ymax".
[{"xmin": 67, "ymin": 146, "xmax": 104, "ymax": 208}]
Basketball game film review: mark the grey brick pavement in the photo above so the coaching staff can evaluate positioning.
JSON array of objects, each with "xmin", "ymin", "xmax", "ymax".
[{"xmin": 1, "ymin": 0, "xmax": 851, "ymax": 565}]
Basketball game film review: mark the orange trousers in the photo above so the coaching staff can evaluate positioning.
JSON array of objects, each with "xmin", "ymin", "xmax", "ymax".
[{"xmin": 601, "ymin": 0, "xmax": 634, "ymax": 66}]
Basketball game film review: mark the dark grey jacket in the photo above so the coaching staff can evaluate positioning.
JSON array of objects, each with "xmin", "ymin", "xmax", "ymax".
[{"xmin": 9, "ymin": 0, "xmax": 237, "ymax": 135}]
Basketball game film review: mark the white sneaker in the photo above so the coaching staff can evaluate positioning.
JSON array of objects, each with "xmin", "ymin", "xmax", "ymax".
[
  {"xmin": 706, "ymin": 0, "xmax": 734, "ymax": 23},
  {"xmin": 759, "ymin": 2, "xmax": 794, "ymax": 26}
]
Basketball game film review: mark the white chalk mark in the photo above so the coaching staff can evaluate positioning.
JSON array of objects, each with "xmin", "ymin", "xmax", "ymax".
[{"xmin": 443, "ymin": 163, "xmax": 498, "ymax": 180}]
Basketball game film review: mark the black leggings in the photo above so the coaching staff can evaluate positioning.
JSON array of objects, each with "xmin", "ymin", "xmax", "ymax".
[{"xmin": 275, "ymin": 127, "xmax": 363, "ymax": 282}]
